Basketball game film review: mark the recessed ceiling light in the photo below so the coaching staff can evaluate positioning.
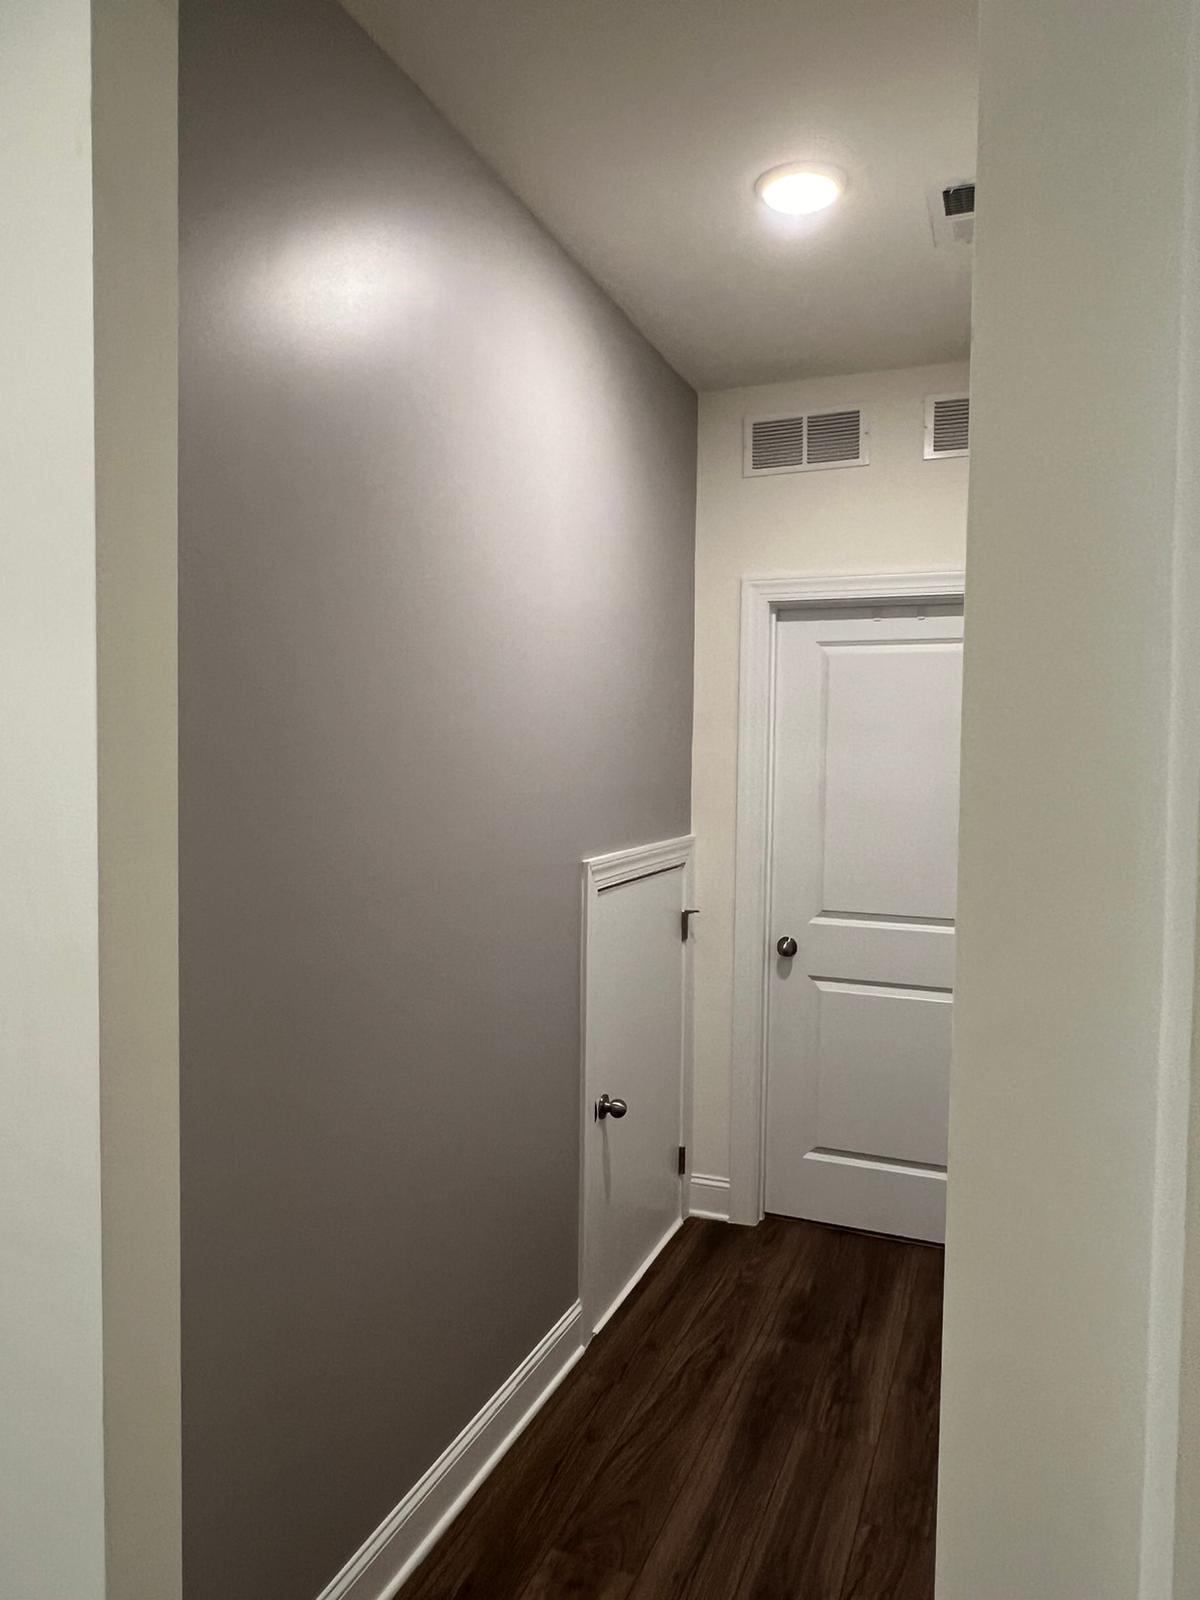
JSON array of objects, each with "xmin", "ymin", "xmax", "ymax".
[{"xmin": 756, "ymin": 163, "xmax": 846, "ymax": 216}]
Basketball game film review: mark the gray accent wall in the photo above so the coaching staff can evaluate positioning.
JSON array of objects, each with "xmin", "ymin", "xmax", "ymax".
[{"xmin": 179, "ymin": 2, "xmax": 695, "ymax": 1595}]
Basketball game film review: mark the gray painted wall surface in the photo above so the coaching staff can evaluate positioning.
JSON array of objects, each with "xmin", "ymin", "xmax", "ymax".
[{"xmin": 179, "ymin": 2, "xmax": 695, "ymax": 1595}]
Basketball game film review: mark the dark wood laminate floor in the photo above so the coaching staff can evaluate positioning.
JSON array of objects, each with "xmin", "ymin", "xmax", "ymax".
[{"xmin": 402, "ymin": 1216, "xmax": 943, "ymax": 1600}]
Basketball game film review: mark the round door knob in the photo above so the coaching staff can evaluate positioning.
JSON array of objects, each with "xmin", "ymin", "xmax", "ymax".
[
  {"xmin": 776, "ymin": 936, "xmax": 798, "ymax": 958},
  {"xmin": 597, "ymin": 1094, "xmax": 628, "ymax": 1120}
]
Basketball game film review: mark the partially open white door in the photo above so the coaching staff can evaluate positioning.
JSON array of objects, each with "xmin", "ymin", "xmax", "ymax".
[
  {"xmin": 580, "ymin": 839, "xmax": 692, "ymax": 1337},
  {"xmin": 766, "ymin": 606, "xmax": 963, "ymax": 1242}
]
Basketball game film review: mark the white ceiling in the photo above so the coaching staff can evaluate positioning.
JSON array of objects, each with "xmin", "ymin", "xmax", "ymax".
[{"xmin": 343, "ymin": 0, "xmax": 978, "ymax": 390}]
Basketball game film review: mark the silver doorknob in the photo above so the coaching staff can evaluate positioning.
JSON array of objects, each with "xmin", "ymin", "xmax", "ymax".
[
  {"xmin": 596, "ymin": 1094, "xmax": 628, "ymax": 1120},
  {"xmin": 776, "ymin": 936, "xmax": 798, "ymax": 958}
]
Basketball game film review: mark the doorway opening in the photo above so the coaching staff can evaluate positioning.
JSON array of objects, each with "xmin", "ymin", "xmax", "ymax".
[
  {"xmin": 729, "ymin": 571, "xmax": 966, "ymax": 1240},
  {"xmin": 763, "ymin": 599, "xmax": 962, "ymax": 1239}
]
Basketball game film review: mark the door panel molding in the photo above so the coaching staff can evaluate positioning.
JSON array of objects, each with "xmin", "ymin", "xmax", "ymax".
[{"xmin": 728, "ymin": 572, "xmax": 965, "ymax": 1227}]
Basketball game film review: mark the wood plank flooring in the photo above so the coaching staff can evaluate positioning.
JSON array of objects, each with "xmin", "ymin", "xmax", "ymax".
[{"xmin": 401, "ymin": 1217, "xmax": 943, "ymax": 1600}]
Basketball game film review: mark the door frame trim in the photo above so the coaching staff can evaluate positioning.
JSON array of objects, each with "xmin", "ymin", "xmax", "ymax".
[
  {"xmin": 579, "ymin": 834, "xmax": 695, "ymax": 1336},
  {"xmin": 728, "ymin": 571, "xmax": 966, "ymax": 1226}
]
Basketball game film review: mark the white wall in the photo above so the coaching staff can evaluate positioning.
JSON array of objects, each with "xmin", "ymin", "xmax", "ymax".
[
  {"xmin": 1170, "ymin": 17, "xmax": 1200, "ymax": 1590},
  {"xmin": 937, "ymin": 0, "xmax": 1200, "ymax": 1594},
  {"xmin": 0, "ymin": 3, "xmax": 106, "ymax": 1595},
  {"xmin": 691, "ymin": 363, "xmax": 970, "ymax": 1184},
  {"xmin": 1181, "ymin": 975, "xmax": 1200, "ymax": 1596},
  {"xmin": 94, "ymin": 1, "xmax": 182, "ymax": 1596}
]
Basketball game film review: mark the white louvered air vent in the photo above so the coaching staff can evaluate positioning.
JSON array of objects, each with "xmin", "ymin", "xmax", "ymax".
[
  {"xmin": 927, "ymin": 180, "xmax": 976, "ymax": 248},
  {"xmin": 924, "ymin": 394, "xmax": 970, "ymax": 459},
  {"xmin": 744, "ymin": 408, "xmax": 868, "ymax": 477}
]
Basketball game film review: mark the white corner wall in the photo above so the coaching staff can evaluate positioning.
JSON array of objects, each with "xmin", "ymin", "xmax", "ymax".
[
  {"xmin": 94, "ymin": 0, "xmax": 182, "ymax": 1595},
  {"xmin": 938, "ymin": 0, "xmax": 1200, "ymax": 1595},
  {"xmin": 1, "ymin": 4, "xmax": 181, "ymax": 1596},
  {"xmin": 691, "ymin": 363, "xmax": 970, "ymax": 1185},
  {"xmin": 1169, "ymin": 15, "xmax": 1200, "ymax": 1592},
  {"xmin": 0, "ymin": 3, "xmax": 106, "ymax": 1595}
]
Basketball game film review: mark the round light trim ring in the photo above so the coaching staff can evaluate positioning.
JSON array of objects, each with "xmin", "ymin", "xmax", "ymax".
[{"xmin": 755, "ymin": 162, "xmax": 846, "ymax": 216}]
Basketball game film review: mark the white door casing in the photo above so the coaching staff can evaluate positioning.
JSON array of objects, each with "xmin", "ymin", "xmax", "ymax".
[
  {"xmin": 765, "ymin": 606, "xmax": 963, "ymax": 1242},
  {"xmin": 728, "ymin": 572, "xmax": 966, "ymax": 1229},
  {"xmin": 580, "ymin": 837, "xmax": 693, "ymax": 1337}
]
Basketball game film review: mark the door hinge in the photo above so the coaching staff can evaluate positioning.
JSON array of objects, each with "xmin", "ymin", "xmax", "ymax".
[
  {"xmin": 681, "ymin": 907, "xmax": 700, "ymax": 942},
  {"xmin": 678, "ymin": 1145, "xmax": 687, "ymax": 1177}
]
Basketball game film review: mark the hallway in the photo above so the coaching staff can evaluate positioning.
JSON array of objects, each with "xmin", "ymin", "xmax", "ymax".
[{"xmin": 402, "ymin": 1217, "xmax": 942, "ymax": 1599}]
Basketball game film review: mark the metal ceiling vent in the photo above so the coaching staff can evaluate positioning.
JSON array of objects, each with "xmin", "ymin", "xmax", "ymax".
[
  {"xmin": 744, "ymin": 408, "xmax": 868, "ymax": 477},
  {"xmin": 924, "ymin": 393, "xmax": 970, "ymax": 459},
  {"xmin": 928, "ymin": 179, "xmax": 975, "ymax": 247}
]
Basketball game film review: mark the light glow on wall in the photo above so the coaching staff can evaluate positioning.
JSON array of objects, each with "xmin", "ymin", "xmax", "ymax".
[{"xmin": 250, "ymin": 218, "xmax": 429, "ymax": 354}]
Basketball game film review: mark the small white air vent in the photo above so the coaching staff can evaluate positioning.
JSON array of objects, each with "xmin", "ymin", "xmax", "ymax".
[
  {"xmin": 744, "ymin": 408, "xmax": 868, "ymax": 477},
  {"xmin": 927, "ymin": 179, "xmax": 975, "ymax": 248},
  {"xmin": 924, "ymin": 393, "xmax": 970, "ymax": 459}
]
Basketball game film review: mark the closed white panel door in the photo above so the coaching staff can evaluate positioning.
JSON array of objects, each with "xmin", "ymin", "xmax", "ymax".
[
  {"xmin": 582, "ymin": 850, "xmax": 688, "ymax": 1336},
  {"xmin": 766, "ymin": 607, "xmax": 963, "ymax": 1242}
]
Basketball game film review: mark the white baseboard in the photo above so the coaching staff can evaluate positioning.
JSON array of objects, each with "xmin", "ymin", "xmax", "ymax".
[
  {"xmin": 688, "ymin": 1173, "xmax": 732, "ymax": 1221},
  {"xmin": 316, "ymin": 1301, "xmax": 585, "ymax": 1600}
]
